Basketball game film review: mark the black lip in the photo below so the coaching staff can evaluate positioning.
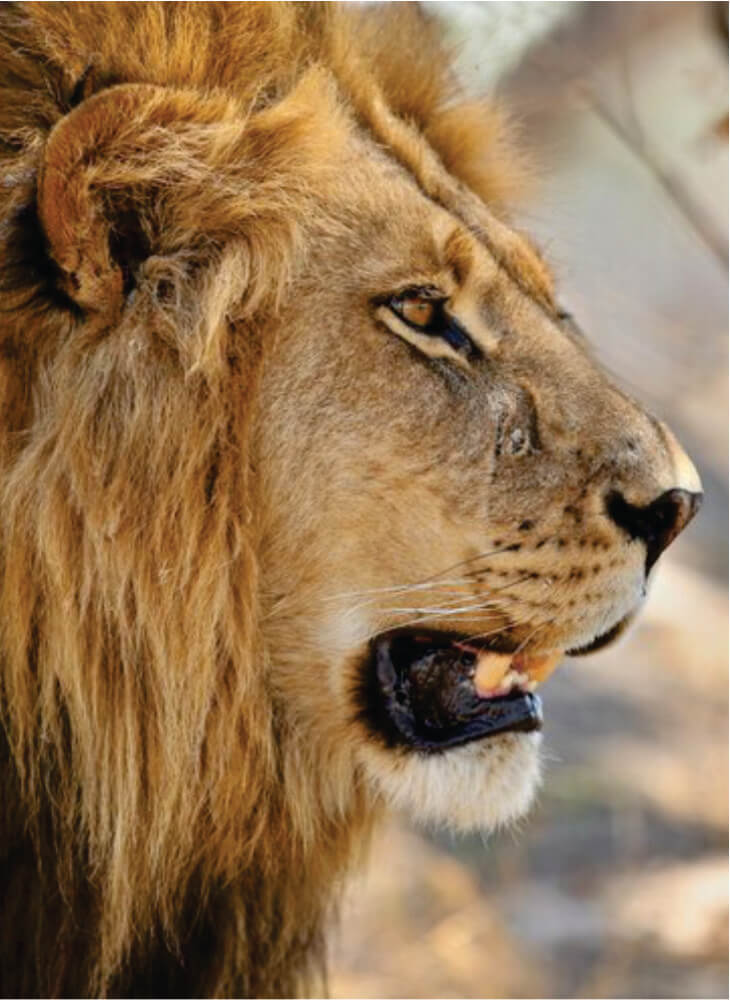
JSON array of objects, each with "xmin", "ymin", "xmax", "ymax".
[
  {"xmin": 567, "ymin": 614, "xmax": 631, "ymax": 656},
  {"xmin": 355, "ymin": 630, "xmax": 543, "ymax": 753}
]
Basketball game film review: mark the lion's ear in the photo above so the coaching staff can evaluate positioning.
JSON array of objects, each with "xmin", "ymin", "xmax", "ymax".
[
  {"xmin": 38, "ymin": 78, "xmax": 339, "ymax": 325},
  {"xmin": 38, "ymin": 84, "xmax": 176, "ymax": 318}
]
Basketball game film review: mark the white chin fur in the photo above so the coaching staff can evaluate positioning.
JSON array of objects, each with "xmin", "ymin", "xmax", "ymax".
[{"xmin": 360, "ymin": 731, "xmax": 542, "ymax": 833}]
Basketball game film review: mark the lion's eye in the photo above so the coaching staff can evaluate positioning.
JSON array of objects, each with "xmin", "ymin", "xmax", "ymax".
[{"xmin": 387, "ymin": 291, "xmax": 475, "ymax": 357}]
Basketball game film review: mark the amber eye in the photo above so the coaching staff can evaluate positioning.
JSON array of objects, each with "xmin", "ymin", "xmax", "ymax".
[
  {"xmin": 383, "ymin": 288, "xmax": 476, "ymax": 357},
  {"xmin": 398, "ymin": 296, "xmax": 436, "ymax": 328}
]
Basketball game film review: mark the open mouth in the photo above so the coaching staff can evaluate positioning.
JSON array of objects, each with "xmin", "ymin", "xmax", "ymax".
[
  {"xmin": 359, "ymin": 629, "xmax": 560, "ymax": 753},
  {"xmin": 359, "ymin": 615, "xmax": 632, "ymax": 753}
]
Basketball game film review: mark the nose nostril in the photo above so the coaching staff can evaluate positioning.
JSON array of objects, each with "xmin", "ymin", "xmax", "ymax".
[{"xmin": 605, "ymin": 488, "xmax": 703, "ymax": 572}]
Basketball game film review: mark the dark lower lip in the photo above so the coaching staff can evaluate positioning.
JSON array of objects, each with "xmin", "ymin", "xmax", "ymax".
[
  {"xmin": 567, "ymin": 614, "xmax": 632, "ymax": 656},
  {"xmin": 354, "ymin": 630, "xmax": 543, "ymax": 753}
]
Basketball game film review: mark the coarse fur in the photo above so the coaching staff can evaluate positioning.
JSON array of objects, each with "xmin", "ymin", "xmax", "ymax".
[{"xmin": 0, "ymin": 3, "xmax": 701, "ymax": 997}]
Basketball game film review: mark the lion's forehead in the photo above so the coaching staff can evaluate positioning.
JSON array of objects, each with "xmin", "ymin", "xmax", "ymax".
[{"xmin": 307, "ymin": 125, "xmax": 555, "ymax": 321}]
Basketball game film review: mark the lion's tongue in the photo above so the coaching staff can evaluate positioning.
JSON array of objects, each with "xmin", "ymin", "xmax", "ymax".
[{"xmin": 468, "ymin": 648, "xmax": 563, "ymax": 697}]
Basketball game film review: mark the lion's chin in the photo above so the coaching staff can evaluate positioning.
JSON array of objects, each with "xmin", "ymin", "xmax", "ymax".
[{"xmin": 360, "ymin": 730, "xmax": 542, "ymax": 833}]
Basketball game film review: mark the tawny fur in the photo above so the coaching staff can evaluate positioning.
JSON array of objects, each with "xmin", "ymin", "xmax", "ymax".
[
  {"xmin": 0, "ymin": 6, "xmax": 523, "ymax": 995},
  {"xmin": 0, "ymin": 3, "xmax": 699, "ymax": 997}
]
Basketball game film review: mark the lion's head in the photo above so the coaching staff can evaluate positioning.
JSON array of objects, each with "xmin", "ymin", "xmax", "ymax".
[{"xmin": 0, "ymin": 3, "xmax": 701, "ymax": 996}]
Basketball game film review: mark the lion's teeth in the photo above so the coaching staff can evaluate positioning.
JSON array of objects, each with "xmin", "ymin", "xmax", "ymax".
[
  {"xmin": 474, "ymin": 648, "xmax": 564, "ymax": 697},
  {"xmin": 473, "ymin": 652, "xmax": 512, "ymax": 696},
  {"xmin": 499, "ymin": 669, "xmax": 520, "ymax": 691}
]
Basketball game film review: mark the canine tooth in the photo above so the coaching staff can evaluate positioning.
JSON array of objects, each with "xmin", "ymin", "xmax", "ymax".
[{"xmin": 473, "ymin": 652, "xmax": 512, "ymax": 696}]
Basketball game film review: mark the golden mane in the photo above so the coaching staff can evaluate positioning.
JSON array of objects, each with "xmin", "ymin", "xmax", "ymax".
[{"xmin": 0, "ymin": 3, "xmax": 525, "ymax": 995}]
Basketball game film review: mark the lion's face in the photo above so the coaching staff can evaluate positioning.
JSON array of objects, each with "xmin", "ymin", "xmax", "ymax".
[{"xmin": 256, "ymin": 144, "xmax": 701, "ymax": 831}]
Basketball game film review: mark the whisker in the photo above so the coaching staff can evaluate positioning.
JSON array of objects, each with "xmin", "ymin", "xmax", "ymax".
[
  {"xmin": 386, "ymin": 574, "xmax": 533, "ymax": 612},
  {"xmin": 403, "ymin": 544, "xmax": 531, "ymax": 586},
  {"xmin": 459, "ymin": 608, "xmax": 539, "ymax": 646},
  {"xmin": 513, "ymin": 619, "xmax": 554, "ymax": 656},
  {"xmin": 387, "ymin": 602, "xmax": 500, "ymax": 616},
  {"xmin": 458, "ymin": 600, "xmax": 531, "ymax": 639},
  {"xmin": 323, "ymin": 543, "xmax": 533, "ymax": 605},
  {"xmin": 340, "ymin": 567, "xmax": 539, "ymax": 616},
  {"xmin": 361, "ymin": 607, "xmax": 504, "ymax": 643},
  {"xmin": 322, "ymin": 576, "xmax": 497, "ymax": 605},
  {"xmin": 322, "ymin": 512, "xmax": 621, "ymax": 609},
  {"xmin": 353, "ymin": 571, "xmax": 552, "ymax": 645},
  {"xmin": 489, "ymin": 573, "xmax": 533, "ymax": 594},
  {"xmin": 507, "ymin": 581, "xmax": 582, "ymax": 655}
]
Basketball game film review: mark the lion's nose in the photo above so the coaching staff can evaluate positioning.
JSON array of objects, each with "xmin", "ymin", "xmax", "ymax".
[{"xmin": 605, "ymin": 488, "xmax": 703, "ymax": 572}]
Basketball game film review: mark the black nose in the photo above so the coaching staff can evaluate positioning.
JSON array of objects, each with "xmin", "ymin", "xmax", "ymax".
[{"xmin": 606, "ymin": 488, "xmax": 703, "ymax": 572}]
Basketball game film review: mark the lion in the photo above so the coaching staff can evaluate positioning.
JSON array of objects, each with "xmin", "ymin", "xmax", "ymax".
[{"xmin": 0, "ymin": 3, "xmax": 702, "ymax": 997}]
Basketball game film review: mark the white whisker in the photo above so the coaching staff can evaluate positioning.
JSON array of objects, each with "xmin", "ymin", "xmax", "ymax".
[
  {"xmin": 321, "ymin": 577, "xmax": 487, "ymax": 605},
  {"xmin": 387, "ymin": 602, "xmax": 500, "ymax": 616},
  {"xmin": 362, "ymin": 607, "xmax": 504, "ymax": 643},
  {"xmin": 321, "ymin": 542, "xmax": 531, "ymax": 605}
]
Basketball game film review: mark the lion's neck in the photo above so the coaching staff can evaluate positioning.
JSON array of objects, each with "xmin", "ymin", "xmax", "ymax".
[
  {"xmin": 112, "ymin": 793, "xmax": 376, "ymax": 998},
  {"xmin": 4, "ymin": 780, "xmax": 373, "ymax": 999}
]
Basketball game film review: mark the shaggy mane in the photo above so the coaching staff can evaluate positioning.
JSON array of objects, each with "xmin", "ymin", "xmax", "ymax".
[{"xmin": 0, "ymin": 4, "xmax": 524, "ymax": 995}]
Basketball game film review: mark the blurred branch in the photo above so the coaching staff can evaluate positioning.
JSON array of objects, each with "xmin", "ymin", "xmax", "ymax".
[{"xmin": 585, "ymin": 90, "xmax": 729, "ymax": 267}]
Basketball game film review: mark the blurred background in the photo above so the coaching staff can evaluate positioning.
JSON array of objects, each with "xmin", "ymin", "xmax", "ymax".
[{"xmin": 330, "ymin": 4, "xmax": 728, "ymax": 998}]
